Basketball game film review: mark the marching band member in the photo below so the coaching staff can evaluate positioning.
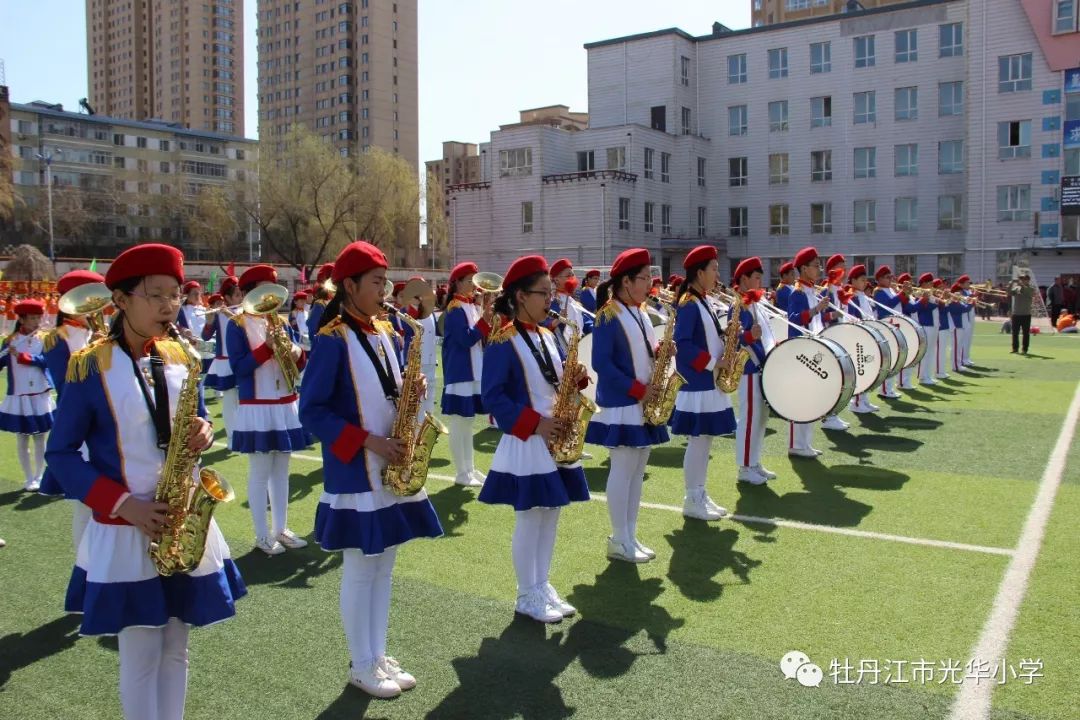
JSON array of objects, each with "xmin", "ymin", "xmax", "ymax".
[
  {"xmin": 845, "ymin": 265, "xmax": 880, "ymax": 414},
  {"xmin": 948, "ymin": 283, "xmax": 967, "ymax": 373},
  {"xmin": 933, "ymin": 278, "xmax": 951, "ymax": 380},
  {"xmin": 46, "ymin": 243, "xmax": 245, "ymax": 720},
  {"xmin": 871, "ymin": 266, "xmax": 906, "ymax": 399},
  {"xmin": 820, "ymin": 254, "xmax": 849, "ymax": 431},
  {"xmin": 670, "ymin": 246, "xmax": 735, "ymax": 518},
  {"xmin": 585, "ymin": 248, "xmax": 669, "ymax": 563},
  {"xmin": 291, "ymin": 290, "xmax": 311, "ymax": 348},
  {"xmin": 914, "ymin": 273, "xmax": 939, "ymax": 386},
  {"xmin": 774, "ymin": 261, "xmax": 796, "ymax": 312},
  {"xmin": 228, "ymin": 264, "xmax": 310, "ymax": 555},
  {"xmin": 549, "ymin": 259, "xmax": 594, "ymax": 350},
  {"xmin": 203, "ymin": 275, "xmax": 242, "ymax": 443},
  {"xmin": 306, "ymin": 262, "xmax": 336, "ymax": 348},
  {"xmin": 731, "ymin": 257, "xmax": 777, "ymax": 485},
  {"xmin": 175, "ymin": 280, "xmax": 205, "ymax": 340},
  {"xmin": 478, "ymin": 255, "xmax": 590, "ymax": 623},
  {"xmin": 786, "ymin": 247, "xmax": 834, "ymax": 457},
  {"xmin": 299, "ymin": 241, "xmax": 443, "ymax": 699},
  {"xmin": 580, "ymin": 269, "xmax": 601, "ymax": 314},
  {"xmin": 957, "ymin": 275, "xmax": 975, "ymax": 367},
  {"xmin": 441, "ymin": 262, "xmax": 493, "ymax": 488},
  {"xmin": 895, "ymin": 273, "xmax": 918, "ymax": 390},
  {"xmin": 1, "ymin": 299, "xmax": 55, "ymax": 491}
]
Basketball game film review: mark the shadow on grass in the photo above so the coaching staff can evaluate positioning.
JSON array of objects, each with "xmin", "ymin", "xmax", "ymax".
[
  {"xmin": 233, "ymin": 545, "xmax": 343, "ymax": 590},
  {"xmin": 0, "ymin": 615, "xmax": 81, "ymax": 688},
  {"xmin": 0, "ymin": 489, "xmax": 26, "ymax": 508},
  {"xmin": 647, "ymin": 445, "xmax": 687, "ymax": 469},
  {"xmin": 312, "ymin": 686, "xmax": 373, "ymax": 720},
  {"xmin": 583, "ymin": 462, "xmax": 610, "ymax": 494},
  {"xmin": 852, "ymin": 413, "xmax": 942, "ymax": 433},
  {"xmin": 825, "ymin": 427, "xmax": 923, "ymax": 462},
  {"xmin": 14, "ymin": 492, "xmax": 62, "ymax": 512},
  {"xmin": 428, "ymin": 484, "xmax": 473, "ymax": 538},
  {"xmin": 288, "ymin": 467, "xmax": 325, "ymax": 505},
  {"xmin": 665, "ymin": 524, "xmax": 760, "ymax": 603}
]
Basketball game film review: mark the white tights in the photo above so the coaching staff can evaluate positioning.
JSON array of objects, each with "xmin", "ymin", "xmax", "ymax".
[
  {"xmin": 606, "ymin": 447, "xmax": 650, "ymax": 548},
  {"xmin": 117, "ymin": 618, "xmax": 190, "ymax": 720},
  {"xmin": 247, "ymin": 451, "xmax": 291, "ymax": 540},
  {"xmin": 446, "ymin": 415, "xmax": 476, "ymax": 479},
  {"xmin": 70, "ymin": 500, "xmax": 92, "ymax": 550},
  {"xmin": 220, "ymin": 389, "xmax": 238, "ymax": 444},
  {"xmin": 16, "ymin": 433, "xmax": 46, "ymax": 485},
  {"xmin": 683, "ymin": 436, "xmax": 711, "ymax": 493},
  {"xmin": 511, "ymin": 507, "xmax": 561, "ymax": 595},
  {"xmin": 340, "ymin": 547, "xmax": 398, "ymax": 669}
]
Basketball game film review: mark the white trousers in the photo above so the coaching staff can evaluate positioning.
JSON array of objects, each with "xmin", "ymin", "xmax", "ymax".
[
  {"xmin": 881, "ymin": 373, "xmax": 898, "ymax": 396},
  {"xmin": 606, "ymin": 447, "xmax": 650, "ymax": 548},
  {"xmin": 851, "ymin": 393, "xmax": 877, "ymax": 412},
  {"xmin": 16, "ymin": 433, "xmax": 47, "ymax": 485},
  {"xmin": 511, "ymin": 507, "xmax": 561, "ymax": 596},
  {"xmin": 421, "ymin": 363, "xmax": 437, "ymax": 417},
  {"xmin": 962, "ymin": 320, "xmax": 974, "ymax": 364},
  {"xmin": 789, "ymin": 421, "xmax": 815, "ymax": 452},
  {"xmin": 446, "ymin": 415, "xmax": 477, "ymax": 480},
  {"xmin": 118, "ymin": 618, "xmax": 190, "ymax": 720},
  {"xmin": 918, "ymin": 326, "xmax": 938, "ymax": 383},
  {"xmin": 899, "ymin": 360, "xmax": 915, "ymax": 388},
  {"xmin": 683, "ymin": 435, "xmax": 712, "ymax": 494},
  {"xmin": 950, "ymin": 328, "xmax": 963, "ymax": 371},
  {"xmin": 247, "ymin": 451, "xmax": 291, "ymax": 540},
  {"xmin": 341, "ymin": 547, "xmax": 397, "ymax": 669},
  {"xmin": 220, "ymin": 388, "xmax": 238, "ymax": 444},
  {"xmin": 735, "ymin": 373, "xmax": 768, "ymax": 469},
  {"xmin": 937, "ymin": 329, "xmax": 950, "ymax": 376}
]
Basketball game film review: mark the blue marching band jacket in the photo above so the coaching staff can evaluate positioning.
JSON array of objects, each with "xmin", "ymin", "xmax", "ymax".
[
  {"xmin": 38, "ymin": 323, "xmax": 94, "ymax": 496},
  {"xmin": 786, "ymin": 282, "xmax": 835, "ymax": 338},
  {"xmin": 1, "ymin": 330, "xmax": 56, "ymax": 435},
  {"xmin": 669, "ymin": 292, "xmax": 736, "ymax": 437},
  {"xmin": 202, "ymin": 311, "xmax": 237, "ymax": 391},
  {"xmin": 440, "ymin": 296, "xmax": 491, "ymax": 417}
]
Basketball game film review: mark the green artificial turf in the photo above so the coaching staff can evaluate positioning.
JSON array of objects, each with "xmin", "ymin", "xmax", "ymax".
[{"xmin": 0, "ymin": 321, "xmax": 1077, "ymax": 720}]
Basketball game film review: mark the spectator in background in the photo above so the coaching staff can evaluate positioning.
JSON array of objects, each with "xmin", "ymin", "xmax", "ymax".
[
  {"xmin": 1009, "ymin": 273, "xmax": 1035, "ymax": 354},
  {"xmin": 1047, "ymin": 278, "xmax": 1065, "ymax": 328},
  {"xmin": 1065, "ymin": 278, "xmax": 1078, "ymax": 314}
]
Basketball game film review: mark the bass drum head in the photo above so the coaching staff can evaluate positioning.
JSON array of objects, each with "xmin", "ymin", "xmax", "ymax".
[
  {"xmin": 821, "ymin": 323, "xmax": 890, "ymax": 395},
  {"xmin": 579, "ymin": 332, "xmax": 597, "ymax": 403},
  {"xmin": 866, "ymin": 319, "xmax": 908, "ymax": 377},
  {"xmin": 768, "ymin": 315, "xmax": 789, "ymax": 345},
  {"xmin": 890, "ymin": 314, "xmax": 926, "ymax": 368},
  {"xmin": 760, "ymin": 336, "xmax": 855, "ymax": 423}
]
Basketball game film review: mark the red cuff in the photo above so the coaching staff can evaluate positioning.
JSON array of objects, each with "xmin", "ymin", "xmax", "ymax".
[
  {"xmin": 741, "ymin": 331, "xmax": 755, "ymax": 345},
  {"xmin": 406, "ymin": 305, "xmax": 419, "ymax": 319},
  {"xmin": 628, "ymin": 380, "xmax": 648, "ymax": 401},
  {"xmin": 691, "ymin": 350, "xmax": 711, "ymax": 373},
  {"xmin": 577, "ymin": 375, "xmax": 590, "ymax": 390},
  {"xmin": 16, "ymin": 352, "xmax": 33, "ymax": 365},
  {"xmin": 84, "ymin": 476, "xmax": 129, "ymax": 517},
  {"xmin": 509, "ymin": 407, "xmax": 542, "ymax": 441},
  {"xmin": 252, "ymin": 342, "xmax": 274, "ymax": 364},
  {"xmin": 476, "ymin": 319, "xmax": 492, "ymax": 338},
  {"xmin": 800, "ymin": 310, "xmax": 811, "ymax": 325},
  {"xmin": 823, "ymin": 312, "xmax": 834, "ymax": 323},
  {"xmin": 295, "ymin": 349, "xmax": 308, "ymax": 371},
  {"xmin": 920, "ymin": 298, "xmax": 929, "ymax": 307},
  {"xmin": 899, "ymin": 293, "xmax": 909, "ymax": 304},
  {"xmin": 329, "ymin": 423, "xmax": 369, "ymax": 464}
]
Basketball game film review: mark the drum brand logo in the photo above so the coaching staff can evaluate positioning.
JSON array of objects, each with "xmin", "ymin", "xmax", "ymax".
[{"xmin": 796, "ymin": 352, "xmax": 829, "ymax": 379}]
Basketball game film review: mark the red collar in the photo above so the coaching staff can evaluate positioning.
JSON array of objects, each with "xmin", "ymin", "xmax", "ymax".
[
  {"xmin": 345, "ymin": 309, "xmax": 378, "ymax": 334},
  {"xmin": 453, "ymin": 294, "xmax": 474, "ymax": 305},
  {"xmin": 517, "ymin": 320, "xmax": 539, "ymax": 332}
]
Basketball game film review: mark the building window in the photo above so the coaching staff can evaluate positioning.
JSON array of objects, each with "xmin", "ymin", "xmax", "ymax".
[
  {"xmin": 162, "ymin": 141, "xmax": 172, "ymax": 152},
  {"xmin": 729, "ymin": 157, "xmax": 748, "ymax": 187},
  {"xmin": 998, "ymin": 53, "xmax": 1032, "ymax": 93},
  {"xmin": 810, "ymin": 41, "xmax": 831, "ymax": 74},
  {"xmin": 854, "ymin": 35, "xmax": 875, "ymax": 68},
  {"xmin": 895, "ymin": 143, "xmax": 919, "ymax": 176},
  {"xmin": 577, "ymin": 150, "xmax": 595, "ymax": 172},
  {"xmin": 895, "ymin": 29, "xmax": 918, "ymax": 63},
  {"xmin": 939, "ymin": 22, "xmax": 963, "ymax": 57},
  {"xmin": 769, "ymin": 153, "xmax": 789, "ymax": 185},
  {"xmin": 811, "ymin": 96, "xmax": 832, "ymax": 127},
  {"xmin": 522, "ymin": 201, "xmax": 533, "ymax": 233},
  {"xmin": 728, "ymin": 53, "xmax": 747, "ymax": 84},
  {"xmin": 136, "ymin": 136, "xmax": 147, "ymax": 149},
  {"xmin": 895, "ymin": 197, "xmax": 918, "ymax": 231},
  {"xmin": 644, "ymin": 148, "xmax": 654, "ymax": 179},
  {"xmin": 650, "ymin": 105, "xmax": 667, "ymax": 132},
  {"xmin": 811, "ymin": 202, "xmax": 832, "ymax": 234},
  {"xmin": 894, "ymin": 254, "xmax": 917, "ymax": 276},
  {"xmin": 619, "ymin": 197, "xmax": 631, "ymax": 231},
  {"xmin": 939, "ymin": 81, "xmax": 963, "ymax": 116},
  {"xmin": 811, "ymin": 150, "xmax": 832, "ymax": 182},
  {"xmin": 661, "ymin": 152, "xmax": 671, "ymax": 183},
  {"xmin": 853, "ymin": 91, "xmax": 876, "ymax": 124},
  {"xmin": 1054, "ymin": 0, "xmax": 1077, "ymax": 33},
  {"xmin": 895, "ymin": 87, "xmax": 918, "ymax": 121},
  {"xmin": 768, "ymin": 47, "xmax": 788, "ymax": 79},
  {"xmin": 854, "ymin": 147, "xmax": 876, "ymax": 178},
  {"xmin": 697, "ymin": 207, "xmax": 708, "ymax": 237},
  {"xmin": 662, "ymin": 204, "xmax": 672, "ymax": 234},
  {"xmin": 997, "ymin": 121, "xmax": 1032, "ymax": 159},
  {"xmin": 607, "ymin": 146, "xmax": 626, "ymax": 170},
  {"xmin": 681, "ymin": 107, "xmax": 692, "ymax": 136},
  {"xmin": 769, "ymin": 100, "xmax": 789, "ymax": 132},
  {"xmin": 769, "ymin": 204, "xmax": 789, "ymax": 235},
  {"xmin": 938, "ymin": 195, "xmax": 963, "ymax": 230},
  {"xmin": 644, "ymin": 202, "xmax": 655, "ymax": 233},
  {"xmin": 500, "ymin": 147, "xmax": 532, "ymax": 176},
  {"xmin": 996, "ymin": 185, "xmax": 1031, "ymax": 221},
  {"xmin": 729, "ymin": 207, "xmax": 749, "ymax": 237},
  {"xmin": 939, "ymin": 140, "xmax": 964, "ymax": 174},
  {"xmin": 1066, "ymin": 148, "xmax": 1080, "ymax": 176},
  {"xmin": 680, "ymin": 55, "xmax": 691, "ymax": 86},
  {"xmin": 729, "ymin": 105, "xmax": 748, "ymax": 136},
  {"xmin": 113, "ymin": 133, "xmax": 125, "ymax": 146},
  {"xmin": 697, "ymin": 157, "xmax": 707, "ymax": 187},
  {"xmin": 854, "ymin": 200, "xmax": 876, "ymax": 232}
]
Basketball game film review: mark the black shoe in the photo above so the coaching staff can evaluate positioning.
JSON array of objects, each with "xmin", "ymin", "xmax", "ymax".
[{"xmin": 1010, "ymin": 349, "xmax": 1018, "ymax": 354}]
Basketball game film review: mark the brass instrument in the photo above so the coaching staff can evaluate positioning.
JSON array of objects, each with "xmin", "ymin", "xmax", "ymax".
[
  {"xmin": 242, "ymin": 283, "xmax": 300, "ymax": 394},
  {"xmin": 149, "ymin": 327, "xmax": 234, "ymax": 576},
  {"xmin": 545, "ymin": 310, "xmax": 597, "ymax": 464},
  {"xmin": 473, "ymin": 272, "xmax": 503, "ymax": 294},
  {"xmin": 203, "ymin": 304, "xmax": 239, "ymax": 319},
  {"xmin": 58, "ymin": 281, "xmax": 111, "ymax": 337},
  {"xmin": 642, "ymin": 298, "xmax": 686, "ymax": 426},
  {"xmin": 716, "ymin": 292, "xmax": 751, "ymax": 393},
  {"xmin": 381, "ymin": 279, "xmax": 448, "ymax": 495},
  {"xmin": 971, "ymin": 282, "xmax": 1008, "ymax": 297}
]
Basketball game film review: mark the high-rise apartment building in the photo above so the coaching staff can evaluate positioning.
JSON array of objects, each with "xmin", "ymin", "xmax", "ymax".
[
  {"xmin": 751, "ymin": 0, "xmax": 909, "ymax": 27},
  {"xmin": 85, "ymin": 0, "xmax": 244, "ymax": 134},
  {"xmin": 256, "ymin": 0, "xmax": 419, "ymax": 169}
]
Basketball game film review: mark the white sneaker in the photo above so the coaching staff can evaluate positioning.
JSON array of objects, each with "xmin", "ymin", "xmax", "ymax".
[
  {"xmin": 880, "ymin": 391, "xmax": 902, "ymax": 399},
  {"xmin": 821, "ymin": 416, "xmax": 848, "ymax": 431},
  {"xmin": 788, "ymin": 447, "xmax": 822, "ymax": 458},
  {"xmin": 0, "ymin": 537, "xmax": 5, "ymax": 548},
  {"xmin": 378, "ymin": 656, "xmax": 416, "ymax": 691},
  {"xmin": 277, "ymin": 529, "xmax": 308, "ymax": 549},
  {"xmin": 753, "ymin": 465, "xmax": 778, "ymax": 480},
  {"xmin": 737, "ymin": 466, "xmax": 768, "ymax": 485},
  {"xmin": 899, "ymin": 383, "xmax": 916, "ymax": 390},
  {"xmin": 23, "ymin": 479, "xmax": 40, "ymax": 493},
  {"xmin": 469, "ymin": 469, "xmax": 487, "ymax": 485},
  {"xmin": 542, "ymin": 583, "xmax": 577, "ymax": 617},
  {"xmin": 580, "ymin": 451, "xmax": 594, "ymax": 460},
  {"xmin": 454, "ymin": 472, "xmax": 483, "ymax": 488},
  {"xmin": 515, "ymin": 591, "xmax": 563, "ymax": 623},
  {"xmin": 921, "ymin": 378, "xmax": 937, "ymax": 386},
  {"xmin": 348, "ymin": 660, "xmax": 402, "ymax": 698},
  {"xmin": 633, "ymin": 539, "xmax": 656, "ymax": 560},
  {"xmin": 849, "ymin": 403, "xmax": 874, "ymax": 414},
  {"xmin": 704, "ymin": 496, "xmax": 729, "ymax": 518},
  {"xmin": 607, "ymin": 537, "xmax": 650, "ymax": 563},
  {"xmin": 255, "ymin": 537, "xmax": 286, "ymax": 556},
  {"xmin": 935, "ymin": 373, "xmax": 949, "ymax": 380},
  {"xmin": 683, "ymin": 491, "xmax": 724, "ymax": 521}
]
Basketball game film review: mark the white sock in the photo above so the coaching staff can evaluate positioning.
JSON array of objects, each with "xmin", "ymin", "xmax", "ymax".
[
  {"xmin": 626, "ymin": 448, "xmax": 649, "ymax": 542},
  {"xmin": 119, "ymin": 624, "xmax": 175, "ymax": 720},
  {"xmin": 156, "ymin": 619, "xmax": 190, "ymax": 720},
  {"xmin": 447, "ymin": 415, "xmax": 475, "ymax": 478},
  {"xmin": 512, "ymin": 509, "xmax": 543, "ymax": 595},
  {"xmin": 32, "ymin": 433, "xmax": 47, "ymax": 481},
  {"xmin": 268, "ymin": 451, "xmax": 291, "ymax": 537},
  {"xmin": 341, "ymin": 549, "xmax": 378, "ymax": 669},
  {"xmin": 247, "ymin": 453, "xmax": 274, "ymax": 540},
  {"xmin": 683, "ymin": 436, "xmax": 711, "ymax": 493},
  {"xmin": 16, "ymin": 434, "xmax": 32, "ymax": 485},
  {"xmin": 71, "ymin": 500, "xmax": 92, "ymax": 551},
  {"xmin": 221, "ymin": 389, "xmax": 238, "ymax": 443},
  {"xmin": 534, "ymin": 508, "xmax": 560, "ymax": 589},
  {"xmin": 606, "ymin": 448, "xmax": 637, "ymax": 548},
  {"xmin": 369, "ymin": 548, "xmax": 397, "ymax": 661}
]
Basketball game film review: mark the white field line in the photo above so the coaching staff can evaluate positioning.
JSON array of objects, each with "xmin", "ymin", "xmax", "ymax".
[
  {"xmin": 948, "ymin": 380, "xmax": 1080, "ymax": 720},
  {"xmin": 212, "ymin": 442, "xmax": 1014, "ymax": 557}
]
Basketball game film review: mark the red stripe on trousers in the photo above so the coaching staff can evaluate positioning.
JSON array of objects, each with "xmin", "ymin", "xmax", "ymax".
[
  {"xmin": 789, "ymin": 421, "xmax": 794, "ymax": 449},
  {"xmin": 743, "ymin": 374, "xmax": 753, "ymax": 465}
]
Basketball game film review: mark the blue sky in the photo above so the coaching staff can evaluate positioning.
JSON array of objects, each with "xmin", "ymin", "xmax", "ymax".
[{"xmin": 0, "ymin": 0, "xmax": 749, "ymax": 163}]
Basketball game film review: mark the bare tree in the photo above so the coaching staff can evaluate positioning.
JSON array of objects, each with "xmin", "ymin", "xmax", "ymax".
[
  {"xmin": 424, "ymin": 169, "xmax": 450, "ymax": 269},
  {"xmin": 189, "ymin": 185, "xmax": 241, "ymax": 261},
  {"xmin": 349, "ymin": 148, "xmax": 421, "ymax": 263}
]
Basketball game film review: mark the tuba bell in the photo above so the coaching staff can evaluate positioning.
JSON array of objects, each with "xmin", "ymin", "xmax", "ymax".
[
  {"xmin": 242, "ymin": 283, "xmax": 300, "ymax": 394},
  {"xmin": 58, "ymin": 281, "xmax": 113, "ymax": 337}
]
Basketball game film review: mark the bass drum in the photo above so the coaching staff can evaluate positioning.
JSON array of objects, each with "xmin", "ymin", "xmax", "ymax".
[
  {"xmin": 768, "ymin": 315, "xmax": 789, "ymax": 345},
  {"xmin": 864, "ymin": 319, "xmax": 907, "ymax": 379},
  {"xmin": 821, "ymin": 322, "xmax": 892, "ymax": 395},
  {"xmin": 760, "ymin": 336, "xmax": 856, "ymax": 423},
  {"xmin": 579, "ymin": 332, "xmax": 598, "ymax": 404},
  {"xmin": 884, "ymin": 314, "xmax": 926, "ymax": 369}
]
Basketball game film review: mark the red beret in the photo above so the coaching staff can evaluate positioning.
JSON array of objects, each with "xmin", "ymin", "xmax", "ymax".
[
  {"xmin": 733, "ymin": 256, "xmax": 764, "ymax": 283},
  {"xmin": 220, "ymin": 275, "xmax": 239, "ymax": 294},
  {"xmin": 826, "ymin": 254, "xmax": 845, "ymax": 271},
  {"xmin": 332, "ymin": 241, "xmax": 388, "ymax": 283},
  {"xmin": 652, "ymin": 277, "xmax": 664, "ymax": 286},
  {"xmin": 105, "ymin": 243, "xmax": 184, "ymax": 290},
  {"xmin": 932, "ymin": 278, "xmax": 944, "ymax": 288},
  {"xmin": 449, "ymin": 262, "xmax": 478, "ymax": 284},
  {"xmin": 611, "ymin": 248, "xmax": 651, "ymax": 278},
  {"xmin": 57, "ymin": 270, "xmax": 105, "ymax": 296},
  {"xmin": 549, "ymin": 258, "xmax": 573, "ymax": 277},
  {"xmin": 779, "ymin": 261, "xmax": 795, "ymax": 275},
  {"xmin": 874, "ymin": 265, "xmax": 893, "ymax": 280},
  {"xmin": 294, "ymin": 291, "xmax": 310, "ymax": 300},
  {"xmin": 918, "ymin": 272, "xmax": 934, "ymax": 285},
  {"xmin": 897, "ymin": 273, "xmax": 912, "ymax": 284},
  {"xmin": 208, "ymin": 293, "xmax": 223, "ymax": 304},
  {"xmin": 392, "ymin": 281, "xmax": 406, "ymax": 295},
  {"xmin": 683, "ymin": 245, "xmax": 717, "ymax": 270},
  {"xmin": 585, "ymin": 269, "xmax": 600, "ymax": 280},
  {"xmin": 957, "ymin": 275, "xmax": 971, "ymax": 284},
  {"xmin": 793, "ymin": 247, "xmax": 818, "ymax": 269},
  {"xmin": 14, "ymin": 299, "xmax": 45, "ymax": 316},
  {"xmin": 951, "ymin": 283, "xmax": 962, "ymax": 292},
  {"xmin": 503, "ymin": 255, "xmax": 548, "ymax": 288},
  {"xmin": 240, "ymin": 264, "xmax": 278, "ymax": 288},
  {"xmin": 316, "ymin": 263, "xmax": 335, "ymax": 283},
  {"xmin": 182, "ymin": 280, "xmax": 201, "ymax": 294},
  {"xmin": 848, "ymin": 265, "xmax": 867, "ymax": 281}
]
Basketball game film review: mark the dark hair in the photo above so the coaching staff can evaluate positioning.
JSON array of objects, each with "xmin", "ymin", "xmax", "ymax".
[
  {"xmin": 240, "ymin": 281, "xmax": 258, "ymax": 295},
  {"xmin": 107, "ymin": 276, "xmax": 144, "ymax": 341},
  {"xmin": 492, "ymin": 271, "xmax": 547, "ymax": 318},
  {"xmin": 317, "ymin": 270, "xmax": 385, "ymax": 330},
  {"xmin": 596, "ymin": 264, "xmax": 647, "ymax": 308},
  {"xmin": 677, "ymin": 261, "xmax": 710, "ymax": 302}
]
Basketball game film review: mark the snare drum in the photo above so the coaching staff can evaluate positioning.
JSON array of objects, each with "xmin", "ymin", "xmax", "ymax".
[
  {"xmin": 884, "ymin": 314, "xmax": 926, "ymax": 369},
  {"xmin": 821, "ymin": 322, "xmax": 892, "ymax": 395},
  {"xmin": 864, "ymin": 319, "xmax": 908, "ymax": 379},
  {"xmin": 760, "ymin": 336, "xmax": 855, "ymax": 423}
]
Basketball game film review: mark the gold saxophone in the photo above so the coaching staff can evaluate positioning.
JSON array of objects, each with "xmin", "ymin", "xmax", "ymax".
[
  {"xmin": 716, "ymin": 292, "xmax": 751, "ymax": 393},
  {"xmin": 546, "ymin": 311, "xmax": 598, "ymax": 464},
  {"xmin": 642, "ymin": 298, "xmax": 686, "ymax": 426},
  {"xmin": 382, "ymin": 302, "xmax": 448, "ymax": 496},
  {"xmin": 242, "ymin": 284, "xmax": 300, "ymax": 394},
  {"xmin": 149, "ymin": 328, "xmax": 234, "ymax": 576}
]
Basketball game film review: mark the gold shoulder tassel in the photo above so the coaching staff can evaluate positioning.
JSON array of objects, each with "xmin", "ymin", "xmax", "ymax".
[{"xmin": 66, "ymin": 340, "xmax": 115, "ymax": 383}]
